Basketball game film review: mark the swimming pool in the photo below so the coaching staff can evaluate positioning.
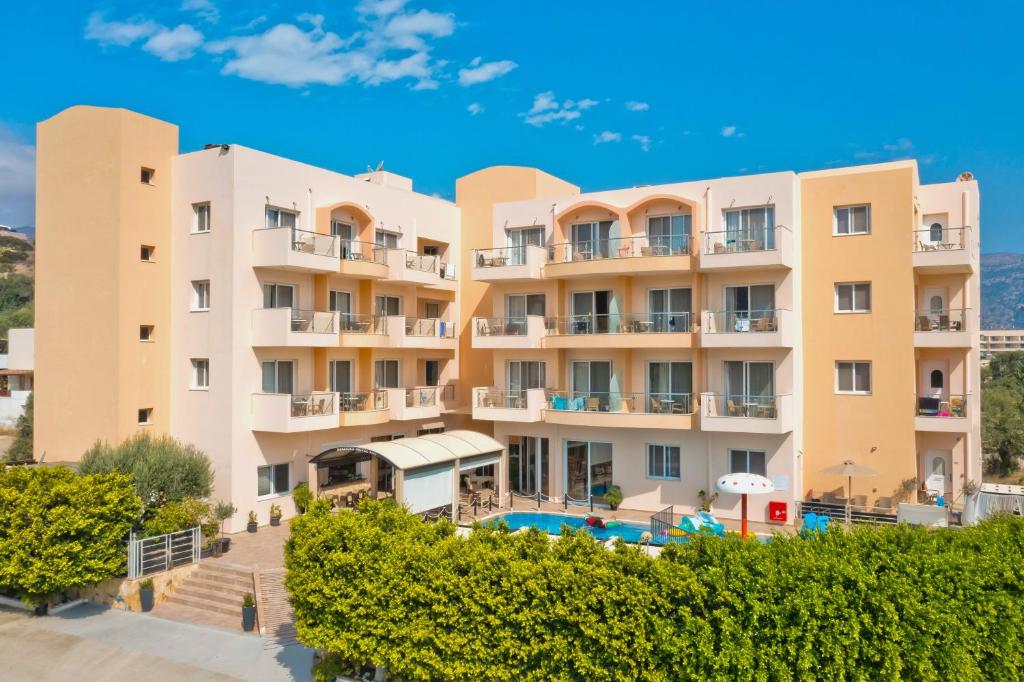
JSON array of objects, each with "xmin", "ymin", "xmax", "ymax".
[{"xmin": 485, "ymin": 512, "xmax": 683, "ymax": 545}]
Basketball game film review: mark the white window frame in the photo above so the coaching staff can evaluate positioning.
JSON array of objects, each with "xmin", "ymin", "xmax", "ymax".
[
  {"xmin": 265, "ymin": 206, "xmax": 299, "ymax": 229},
  {"xmin": 329, "ymin": 359, "xmax": 354, "ymax": 393},
  {"xmin": 833, "ymin": 204, "xmax": 871, "ymax": 236},
  {"xmin": 191, "ymin": 280, "xmax": 210, "ymax": 311},
  {"xmin": 835, "ymin": 361, "xmax": 872, "ymax": 395},
  {"xmin": 834, "ymin": 282, "xmax": 872, "ymax": 313},
  {"xmin": 646, "ymin": 443, "xmax": 681, "ymax": 480},
  {"xmin": 192, "ymin": 202, "xmax": 211, "ymax": 234},
  {"xmin": 257, "ymin": 462, "xmax": 290, "ymax": 499},
  {"xmin": 374, "ymin": 359, "xmax": 401, "ymax": 389},
  {"xmin": 375, "ymin": 229, "xmax": 401, "ymax": 249},
  {"xmin": 262, "ymin": 282, "xmax": 296, "ymax": 309},
  {"xmin": 729, "ymin": 449, "xmax": 767, "ymax": 476},
  {"xmin": 191, "ymin": 358, "xmax": 209, "ymax": 390}
]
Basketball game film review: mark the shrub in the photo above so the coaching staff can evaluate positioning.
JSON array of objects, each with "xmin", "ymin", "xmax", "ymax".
[
  {"xmin": 292, "ymin": 482, "xmax": 313, "ymax": 514},
  {"xmin": 286, "ymin": 500, "xmax": 1024, "ymax": 681},
  {"xmin": 242, "ymin": 593, "xmax": 254, "ymax": 608},
  {"xmin": 142, "ymin": 498, "xmax": 217, "ymax": 540},
  {"xmin": 0, "ymin": 466, "xmax": 142, "ymax": 607},
  {"xmin": 5, "ymin": 391, "xmax": 33, "ymax": 463},
  {"xmin": 270, "ymin": 503, "xmax": 282, "ymax": 519},
  {"xmin": 212, "ymin": 500, "xmax": 237, "ymax": 537},
  {"xmin": 79, "ymin": 432, "xmax": 213, "ymax": 505}
]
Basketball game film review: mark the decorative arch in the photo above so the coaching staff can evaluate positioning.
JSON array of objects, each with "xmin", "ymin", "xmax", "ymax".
[
  {"xmin": 624, "ymin": 193, "xmax": 702, "ymax": 247},
  {"xmin": 316, "ymin": 201, "xmax": 377, "ymax": 242},
  {"xmin": 552, "ymin": 200, "xmax": 626, "ymax": 243}
]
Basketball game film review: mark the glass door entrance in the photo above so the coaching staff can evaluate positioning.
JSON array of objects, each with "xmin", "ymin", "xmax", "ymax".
[
  {"xmin": 509, "ymin": 436, "xmax": 549, "ymax": 497},
  {"xmin": 648, "ymin": 287, "xmax": 691, "ymax": 332},
  {"xmin": 724, "ymin": 285, "xmax": 775, "ymax": 332},
  {"xmin": 570, "ymin": 360, "xmax": 611, "ymax": 410},
  {"xmin": 648, "ymin": 361, "xmax": 692, "ymax": 413},
  {"xmin": 565, "ymin": 441, "xmax": 613, "ymax": 505},
  {"xmin": 571, "ymin": 290, "xmax": 611, "ymax": 334},
  {"xmin": 724, "ymin": 361, "xmax": 774, "ymax": 417}
]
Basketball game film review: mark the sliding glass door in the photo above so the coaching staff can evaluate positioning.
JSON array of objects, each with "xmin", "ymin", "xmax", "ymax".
[
  {"xmin": 570, "ymin": 221, "xmax": 612, "ymax": 259},
  {"xmin": 648, "ymin": 287, "xmax": 692, "ymax": 332},
  {"xmin": 724, "ymin": 285, "xmax": 775, "ymax": 331},
  {"xmin": 506, "ymin": 294, "xmax": 545, "ymax": 334},
  {"xmin": 724, "ymin": 206, "xmax": 775, "ymax": 249},
  {"xmin": 506, "ymin": 227, "xmax": 544, "ymax": 264},
  {"xmin": 724, "ymin": 361, "xmax": 774, "ymax": 415},
  {"xmin": 509, "ymin": 436, "xmax": 549, "ymax": 497},
  {"xmin": 571, "ymin": 361, "xmax": 611, "ymax": 410},
  {"xmin": 647, "ymin": 214, "xmax": 691, "ymax": 254},
  {"xmin": 565, "ymin": 441, "xmax": 614, "ymax": 505},
  {"xmin": 571, "ymin": 290, "xmax": 611, "ymax": 333},
  {"xmin": 648, "ymin": 361, "xmax": 692, "ymax": 413},
  {"xmin": 507, "ymin": 361, "xmax": 545, "ymax": 407}
]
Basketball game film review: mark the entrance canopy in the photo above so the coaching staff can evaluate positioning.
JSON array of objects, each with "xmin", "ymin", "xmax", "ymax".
[{"xmin": 312, "ymin": 430, "xmax": 502, "ymax": 472}]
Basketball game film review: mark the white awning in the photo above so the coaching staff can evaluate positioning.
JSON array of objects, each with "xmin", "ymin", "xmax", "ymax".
[{"xmin": 323, "ymin": 430, "xmax": 503, "ymax": 472}]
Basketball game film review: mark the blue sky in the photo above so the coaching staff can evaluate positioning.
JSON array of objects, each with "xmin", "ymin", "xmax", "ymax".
[{"xmin": 1, "ymin": 1, "xmax": 1021, "ymax": 252}]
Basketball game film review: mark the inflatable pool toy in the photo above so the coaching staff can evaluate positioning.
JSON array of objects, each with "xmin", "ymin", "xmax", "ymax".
[
  {"xmin": 604, "ymin": 519, "xmax": 623, "ymax": 528},
  {"xmin": 667, "ymin": 528, "xmax": 687, "ymax": 537},
  {"xmin": 585, "ymin": 515, "xmax": 605, "ymax": 529}
]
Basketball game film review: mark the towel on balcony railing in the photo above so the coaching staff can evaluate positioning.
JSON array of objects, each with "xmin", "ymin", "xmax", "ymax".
[
  {"xmin": 439, "ymin": 321, "xmax": 446, "ymax": 337},
  {"xmin": 551, "ymin": 395, "xmax": 567, "ymax": 410}
]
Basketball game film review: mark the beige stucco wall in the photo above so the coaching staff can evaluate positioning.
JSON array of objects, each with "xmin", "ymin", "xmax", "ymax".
[{"xmin": 35, "ymin": 106, "xmax": 178, "ymax": 461}]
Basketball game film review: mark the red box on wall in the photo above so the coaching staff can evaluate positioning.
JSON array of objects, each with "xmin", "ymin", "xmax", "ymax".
[{"xmin": 768, "ymin": 501, "xmax": 787, "ymax": 524}]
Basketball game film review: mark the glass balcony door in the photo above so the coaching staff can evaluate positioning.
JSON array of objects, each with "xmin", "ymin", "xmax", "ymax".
[
  {"xmin": 507, "ymin": 361, "xmax": 545, "ymax": 405},
  {"xmin": 648, "ymin": 287, "xmax": 691, "ymax": 332},
  {"xmin": 724, "ymin": 361, "xmax": 774, "ymax": 413},
  {"xmin": 329, "ymin": 360, "xmax": 352, "ymax": 394},
  {"xmin": 261, "ymin": 360, "xmax": 294, "ymax": 394},
  {"xmin": 375, "ymin": 295, "xmax": 401, "ymax": 317},
  {"xmin": 724, "ymin": 285, "xmax": 775, "ymax": 332},
  {"xmin": 570, "ymin": 221, "xmax": 612, "ymax": 259},
  {"xmin": 648, "ymin": 361, "xmax": 692, "ymax": 412},
  {"xmin": 263, "ymin": 283, "xmax": 295, "ymax": 309},
  {"xmin": 506, "ymin": 294, "xmax": 545, "ymax": 334},
  {"xmin": 571, "ymin": 290, "xmax": 611, "ymax": 333},
  {"xmin": 374, "ymin": 359, "xmax": 399, "ymax": 388},
  {"xmin": 571, "ymin": 361, "xmax": 611, "ymax": 409},
  {"xmin": 565, "ymin": 440, "xmax": 613, "ymax": 505},
  {"xmin": 647, "ymin": 214, "xmax": 691, "ymax": 254},
  {"xmin": 724, "ymin": 206, "xmax": 775, "ymax": 249},
  {"xmin": 506, "ymin": 227, "xmax": 544, "ymax": 265},
  {"xmin": 509, "ymin": 436, "xmax": 549, "ymax": 497}
]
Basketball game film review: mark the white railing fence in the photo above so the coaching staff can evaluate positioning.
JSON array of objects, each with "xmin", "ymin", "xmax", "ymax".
[{"xmin": 127, "ymin": 526, "xmax": 201, "ymax": 579}]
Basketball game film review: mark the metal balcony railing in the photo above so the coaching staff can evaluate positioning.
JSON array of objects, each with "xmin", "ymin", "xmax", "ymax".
[
  {"xmin": 288, "ymin": 392, "xmax": 339, "ymax": 417},
  {"xmin": 704, "ymin": 309, "xmax": 780, "ymax": 333},
  {"xmin": 704, "ymin": 226, "xmax": 780, "ymax": 255},
  {"xmin": 916, "ymin": 394, "xmax": 968, "ymax": 417},
  {"xmin": 548, "ymin": 234, "xmax": 691, "ymax": 264},
  {"xmin": 702, "ymin": 394, "xmax": 778, "ymax": 419},
  {"xmin": 912, "ymin": 227, "xmax": 969, "ymax": 252},
  {"xmin": 339, "ymin": 390, "xmax": 388, "ymax": 413},
  {"xmin": 282, "ymin": 227, "xmax": 340, "ymax": 258},
  {"xmin": 339, "ymin": 314, "xmax": 388, "ymax": 334},
  {"xmin": 473, "ymin": 246, "xmax": 535, "ymax": 267},
  {"xmin": 914, "ymin": 308, "xmax": 968, "ymax": 332},
  {"xmin": 405, "ymin": 317, "xmax": 455, "ymax": 338},
  {"xmin": 405, "ymin": 386, "xmax": 439, "ymax": 408},
  {"xmin": 546, "ymin": 312, "xmax": 692, "ymax": 335},
  {"xmin": 287, "ymin": 309, "xmax": 337, "ymax": 334},
  {"xmin": 474, "ymin": 317, "xmax": 534, "ymax": 337},
  {"xmin": 339, "ymin": 240, "xmax": 387, "ymax": 264},
  {"xmin": 546, "ymin": 391, "xmax": 694, "ymax": 415}
]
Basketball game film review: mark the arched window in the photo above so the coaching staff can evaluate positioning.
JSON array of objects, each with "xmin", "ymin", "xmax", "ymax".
[
  {"xmin": 929, "ymin": 295, "xmax": 944, "ymax": 315},
  {"xmin": 929, "ymin": 222, "xmax": 943, "ymax": 243},
  {"xmin": 931, "ymin": 457, "xmax": 946, "ymax": 477},
  {"xmin": 930, "ymin": 369, "xmax": 944, "ymax": 389}
]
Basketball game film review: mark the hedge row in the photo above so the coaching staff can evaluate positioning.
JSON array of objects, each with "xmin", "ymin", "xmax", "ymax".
[{"xmin": 285, "ymin": 500, "xmax": 1024, "ymax": 681}]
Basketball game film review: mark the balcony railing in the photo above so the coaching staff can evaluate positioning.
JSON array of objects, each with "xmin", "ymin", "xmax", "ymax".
[
  {"xmin": 548, "ymin": 234, "xmax": 691, "ymax": 264},
  {"xmin": 288, "ymin": 309, "xmax": 337, "ymax": 334},
  {"xmin": 340, "ymin": 240, "xmax": 387, "ymax": 264},
  {"xmin": 476, "ymin": 389, "xmax": 529, "ymax": 409},
  {"xmin": 339, "ymin": 390, "xmax": 388, "ymax": 413},
  {"xmin": 702, "ymin": 394, "xmax": 778, "ymax": 419},
  {"xmin": 914, "ymin": 309, "xmax": 967, "ymax": 332},
  {"xmin": 546, "ymin": 312, "xmax": 692, "ymax": 335},
  {"xmin": 440, "ymin": 383, "xmax": 456, "ymax": 402},
  {"xmin": 546, "ymin": 391, "xmax": 694, "ymax": 415},
  {"xmin": 916, "ymin": 394, "xmax": 968, "ymax": 417},
  {"xmin": 406, "ymin": 386, "xmax": 439, "ymax": 408},
  {"xmin": 704, "ymin": 310, "xmax": 780, "ymax": 334},
  {"xmin": 704, "ymin": 226, "xmax": 779, "ymax": 255},
  {"xmin": 405, "ymin": 252, "xmax": 438, "ymax": 273},
  {"xmin": 284, "ymin": 227, "xmax": 340, "ymax": 258},
  {"xmin": 288, "ymin": 392, "xmax": 339, "ymax": 417},
  {"xmin": 475, "ymin": 317, "xmax": 533, "ymax": 336},
  {"xmin": 405, "ymin": 317, "xmax": 455, "ymax": 338},
  {"xmin": 474, "ymin": 246, "xmax": 534, "ymax": 267},
  {"xmin": 340, "ymin": 314, "xmax": 388, "ymax": 334},
  {"xmin": 912, "ymin": 227, "xmax": 969, "ymax": 252}
]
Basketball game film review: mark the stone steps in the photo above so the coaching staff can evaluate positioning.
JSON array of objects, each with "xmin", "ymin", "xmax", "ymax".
[
  {"xmin": 257, "ymin": 569, "xmax": 299, "ymax": 648},
  {"xmin": 155, "ymin": 560, "xmax": 257, "ymax": 626},
  {"xmin": 149, "ymin": 600, "xmax": 252, "ymax": 634}
]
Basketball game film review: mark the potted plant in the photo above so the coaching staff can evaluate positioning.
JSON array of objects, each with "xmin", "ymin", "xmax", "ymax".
[
  {"xmin": 241, "ymin": 593, "xmax": 256, "ymax": 632},
  {"xmin": 213, "ymin": 500, "xmax": 237, "ymax": 554},
  {"xmin": 139, "ymin": 578, "xmax": 155, "ymax": 613},
  {"xmin": 292, "ymin": 482, "xmax": 313, "ymax": 514},
  {"xmin": 246, "ymin": 510, "xmax": 258, "ymax": 533},
  {"xmin": 605, "ymin": 484, "xmax": 623, "ymax": 511},
  {"xmin": 698, "ymin": 489, "xmax": 719, "ymax": 512},
  {"xmin": 269, "ymin": 503, "xmax": 282, "ymax": 527}
]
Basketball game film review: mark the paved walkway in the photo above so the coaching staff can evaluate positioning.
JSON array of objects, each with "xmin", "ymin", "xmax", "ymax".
[
  {"xmin": 212, "ymin": 521, "xmax": 293, "ymax": 570},
  {"xmin": 0, "ymin": 603, "xmax": 313, "ymax": 682}
]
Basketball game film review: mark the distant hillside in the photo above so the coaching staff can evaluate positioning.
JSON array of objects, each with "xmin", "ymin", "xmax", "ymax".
[{"xmin": 982, "ymin": 253, "xmax": 1024, "ymax": 329}]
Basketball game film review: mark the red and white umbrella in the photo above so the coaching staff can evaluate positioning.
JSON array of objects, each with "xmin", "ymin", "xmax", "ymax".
[{"xmin": 715, "ymin": 473, "xmax": 775, "ymax": 538}]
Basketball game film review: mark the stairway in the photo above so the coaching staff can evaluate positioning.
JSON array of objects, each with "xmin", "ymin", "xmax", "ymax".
[
  {"xmin": 151, "ymin": 561, "xmax": 256, "ymax": 633},
  {"xmin": 256, "ymin": 568, "xmax": 299, "ymax": 648}
]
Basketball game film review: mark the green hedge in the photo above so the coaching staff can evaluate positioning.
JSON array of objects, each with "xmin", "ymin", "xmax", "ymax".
[{"xmin": 286, "ymin": 501, "xmax": 1024, "ymax": 681}]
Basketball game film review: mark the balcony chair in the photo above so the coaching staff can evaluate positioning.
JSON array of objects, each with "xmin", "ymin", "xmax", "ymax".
[
  {"xmin": 713, "ymin": 242, "xmax": 728, "ymax": 254},
  {"xmin": 917, "ymin": 315, "xmax": 933, "ymax": 332},
  {"xmin": 727, "ymin": 399, "xmax": 743, "ymax": 417},
  {"xmin": 752, "ymin": 317, "xmax": 770, "ymax": 332},
  {"xmin": 650, "ymin": 396, "xmax": 665, "ymax": 414},
  {"xmin": 917, "ymin": 396, "xmax": 940, "ymax": 416},
  {"xmin": 938, "ymin": 314, "xmax": 950, "ymax": 331},
  {"xmin": 585, "ymin": 397, "xmax": 601, "ymax": 412},
  {"xmin": 950, "ymin": 396, "xmax": 965, "ymax": 417}
]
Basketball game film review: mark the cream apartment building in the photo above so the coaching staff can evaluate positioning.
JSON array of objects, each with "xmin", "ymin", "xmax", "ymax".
[
  {"xmin": 33, "ymin": 105, "xmax": 981, "ymax": 529},
  {"xmin": 980, "ymin": 330, "xmax": 1024, "ymax": 356}
]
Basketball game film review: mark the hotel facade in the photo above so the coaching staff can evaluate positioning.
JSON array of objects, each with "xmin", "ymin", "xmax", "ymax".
[{"xmin": 34, "ymin": 106, "xmax": 981, "ymax": 530}]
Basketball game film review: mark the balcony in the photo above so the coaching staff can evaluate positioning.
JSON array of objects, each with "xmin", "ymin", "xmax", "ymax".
[
  {"xmin": 544, "ymin": 235, "xmax": 695, "ymax": 279},
  {"xmin": 544, "ymin": 313, "xmax": 694, "ymax": 349},
  {"xmin": 472, "ymin": 316, "xmax": 547, "ymax": 349},
  {"xmin": 384, "ymin": 249, "xmax": 456, "ymax": 290},
  {"xmin": 396, "ymin": 317, "xmax": 457, "ymax": 350},
  {"xmin": 388, "ymin": 386, "xmax": 441, "ymax": 421},
  {"xmin": 251, "ymin": 392, "xmax": 339, "ymax": 432},
  {"xmin": 700, "ymin": 309, "xmax": 794, "ymax": 348},
  {"xmin": 472, "ymin": 387, "xmax": 545, "ymax": 422},
  {"xmin": 544, "ymin": 391, "xmax": 696, "ymax": 429},
  {"xmin": 700, "ymin": 393, "xmax": 794, "ymax": 434},
  {"xmin": 472, "ymin": 246, "xmax": 547, "ymax": 282},
  {"xmin": 338, "ymin": 314, "xmax": 391, "ymax": 348},
  {"xmin": 338, "ymin": 240, "xmax": 389, "ymax": 279},
  {"xmin": 913, "ymin": 309, "xmax": 971, "ymax": 348},
  {"xmin": 915, "ymin": 394, "xmax": 970, "ymax": 433},
  {"xmin": 912, "ymin": 227, "xmax": 976, "ymax": 274},
  {"xmin": 252, "ymin": 227, "xmax": 339, "ymax": 273},
  {"xmin": 338, "ymin": 390, "xmax": 390, "ymax": 427},
  {"xmin": 251, "ymin": 308, "xmax": 339, "ymax": 347},
  {"xmin": 701, "ymin": 226, "xmax": 792, "ymax": 270}
]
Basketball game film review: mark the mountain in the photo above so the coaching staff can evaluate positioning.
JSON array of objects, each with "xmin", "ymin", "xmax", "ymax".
[{"xmin": 981, "ymin": 253, "xmax": 1024, "ymax": 329}]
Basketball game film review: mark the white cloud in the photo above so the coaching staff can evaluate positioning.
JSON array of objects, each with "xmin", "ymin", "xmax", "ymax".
[
  {"xmin": 883, "ymin": 137, "xmax": 913, "ymax": 153},
  {"xmin": 144, "ymin": 24, "xmax": 204, "ymax": 61},
  {"xmin": 522, "ymin": 91, "xmax": 599, "ymax": 127},
  {"xmin": 625, "ymin": 100, "xmax": 649, "ymax": 112},
  {"xmin": 84, "ymin": 12, "xmax": 159, "ymax": 46},
  {"xmin": 593, "ymin": 131, "xmax": 621, "ymax": 145},
  {"xmin": 467, "ymin": 102, "xmax": 484, "ymax": 115},
  {"xmin": 721, "ymin": 125, "xmax": 737, "ymax": 137},
  {"xmin": 631, "ymin": 134, "xmax": 651, "ymax": 152},
  {"xmin": 356, "ymin": 0, "xmax": 409, "ymax": 17},
  {"xmin": 458, "ymin": 57, "xmax": 517, "ymax": 86},
  {"xmin": 378, "ymin": 9, "xmax": 454, "ymax": 51},
  {"xmin": 0, "ymin": 125, "xmax": 35, "ymax": 228},
  {"xmin": 181, "ymin": 0, "xmax": 219, "ymax": 24}
]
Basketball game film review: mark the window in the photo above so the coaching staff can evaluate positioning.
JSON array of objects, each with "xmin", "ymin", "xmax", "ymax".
[
  {"xmin": 331, "ymin": 220, "xmax": 354, "ymax": 239},
  {"xmin": 647, "ymin": 444, "xmax": 681, "ymax": 480},
  {"xmin": 193, "ymin": 203, "xmax": 211, "ymax": 233},
  {"xmin": 423, "ymin": 302, "xmax": 441, "ymax": 319},
  {"xmin": 835, "ymin": 283, "xmax": 871, "ymax": 313},
  {"xmin": 371, "ymin": 433, "xmax": 405, "ymax": 442},
  {"xmin": 261, "ymin": 360, "xmax": 294, "ymax": 394},
  {"xmin": 836, "ymin": 361, "xmax": 871, "ymax": 394},
  {"xmin": 647, "ymin": 215, "xmax": 692, "ymax": 254},
  {"xmin": 834, "ymin": 205, "xmax": 871, "ymax": 235},
  {"xmin": 930, "ymin": 369, "xmax": 944, "ymax": 390},
  {"xmin": 140, "ymin": 167, "xmax": 155, "ymax": 185},
  {"xmin": 138, "ymin": 408, "xmax": 153, "ymax": 425},
  {"xmin": 424, "ymin": 360, "xmax": 440, "ymax": 387},
  {"xmin": 265, "ymin": 206, "xmax": 298, "ymax": 229},
  {"xmin": 505, "ymin": 294, "xmax": 545, "ymax": 320},
  {"xmin": 724, "ymin": 206, "xmax": 775, "ymax": 248},
  {"xmin": 506, "ymin": 227, "xmax": 544, "ymax": 264},
  {"xmin": 375, "ymin": 229, "xmax": 400, "ymax": 249},
  {"xmin": 417, "ymin": 426, "xmax": 445, "ymax": 436},
  {"xmin": 139, "ymin": 325, "xmax": 154, "ymax": 341},
  {"xmin": 262, "ymin": 283, "xmax": 295, "ymax": 309},
  {"xmin": 570, "ymin": 221, "xmax": 612, "ymax": 258},
  {"xmin": 375, "ymin": 295, "xmax": 401, "ymax": 316},
  {"xmin": 329, "ymin": 360, "xmax": 352, "ymax": 394},
  {"xmin": 257, "ymin": 463, "xmax": 290, "ymax": 497},
  {"xmin": 729, "ymin": 449, "xmax": 766, "ymax": 476},
  {"xmin": 374, "ymin": 359, "xmax": 400, "ymax": 388},
  {"xmin": 191, "ymin": 358, "xmax": 209, "ymax": 390},
  {"xmin": 191, "ymin": 280, "xmax": 210, "ymax": 311},
  {"xmin": 140, "ymin": 245, "xmax": 155, "ymax": 262}
]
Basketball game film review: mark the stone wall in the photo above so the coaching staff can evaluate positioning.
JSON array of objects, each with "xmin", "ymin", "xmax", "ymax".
[{"xmin": 79, "ymin": 562, "xmax": 199, "ymax": 611}]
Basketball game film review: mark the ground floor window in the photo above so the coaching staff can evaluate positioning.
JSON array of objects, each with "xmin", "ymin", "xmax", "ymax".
[
  {"xmin": 646, "ymin": 444, "xmax": 681, "ymax": 480},
  {"xmin": 566, "ymin": 440, "xmax": 613, "ymax": 504},
  {"xmin": 258, "ymin": 463, "xmax": 290, "ymax": 497},
  {"xmin": 729, "ymin": 449, "xmax": 767, "ymax": 477}
]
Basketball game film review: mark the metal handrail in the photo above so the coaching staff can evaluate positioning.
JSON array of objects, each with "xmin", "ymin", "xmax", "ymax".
[
  {"xmin": 702, "ymin": 394, "xmax": 779, "ymax": 418},
  {"xmin": 405, "ymin": 386, "xmax": 439, "ymax": 407},
  {"xmin": 546, "ymin": 390, "xmax": 694, "ymax": 415},
  {"xmin": 284, "ymin": 308, "xmax": 337, "ymax": 334},
  {"xmin": 913, "ymin": 308, "xmax": 968, "ymax": 332},
  {"xmin": 474, "ymin": 316, "xmax": 532, "ymax": 336},
  {"xmin": 404, "ymin": 317, "xmax": 455, "ymax": 338},
  {"xmin": 704, "ymin": 309, "xmax": 782, "ymax": 334},
  {"xmin": 339, "ymin": 390, "xmax": 388, "ymax": 412},
  {"xmin": 339, "ymin": 313, "xmax": 388, "ymax": 334},
  {"xmin": 264, "ymin": 226, "xmax": 340, "ymax": 257},
  {"xmin": 704, "ymin": 224, "xmax": 785, "ymax": 255},
  {"xmin": 548, "ymin": 234, "xmax": 692, "ymax": 264},
  {"xmin": 339, "ymin": 239, "xmax": 387, "ymax": 264},
  {"xmin": 473, "ymin": 245, "xmax": 538, "ymax": 267},
  {"xmin": 476, "ymin": 388, "xmax": 529, "ymax": 409},
  {"xmin": 546, "ymin": 312, "xmax": 692, "ymax": 335},
  {"xmin": 912, "ymin": 226, "xmax": 969, "ymax": 252},
  {"xmin": 915, "ymin": 393, "xmax": 968, "ymax": 417},
  {"xmin": 405, "ymin": 251, "xmax": 439, "ymax": 273},
  {"xmin": 288, "ymin": 391, "xmax": 338, "ymax": 417}
]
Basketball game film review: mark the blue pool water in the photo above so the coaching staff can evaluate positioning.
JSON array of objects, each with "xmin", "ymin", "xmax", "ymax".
[{"xmin": 486, "ymin": 512, "xmax": 683, "ymax": 545}]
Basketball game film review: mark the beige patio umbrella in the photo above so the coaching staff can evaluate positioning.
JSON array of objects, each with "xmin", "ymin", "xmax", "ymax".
[{"xmin": 821, "ymin": 459, "xmax": 880, "ymax": 501}]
